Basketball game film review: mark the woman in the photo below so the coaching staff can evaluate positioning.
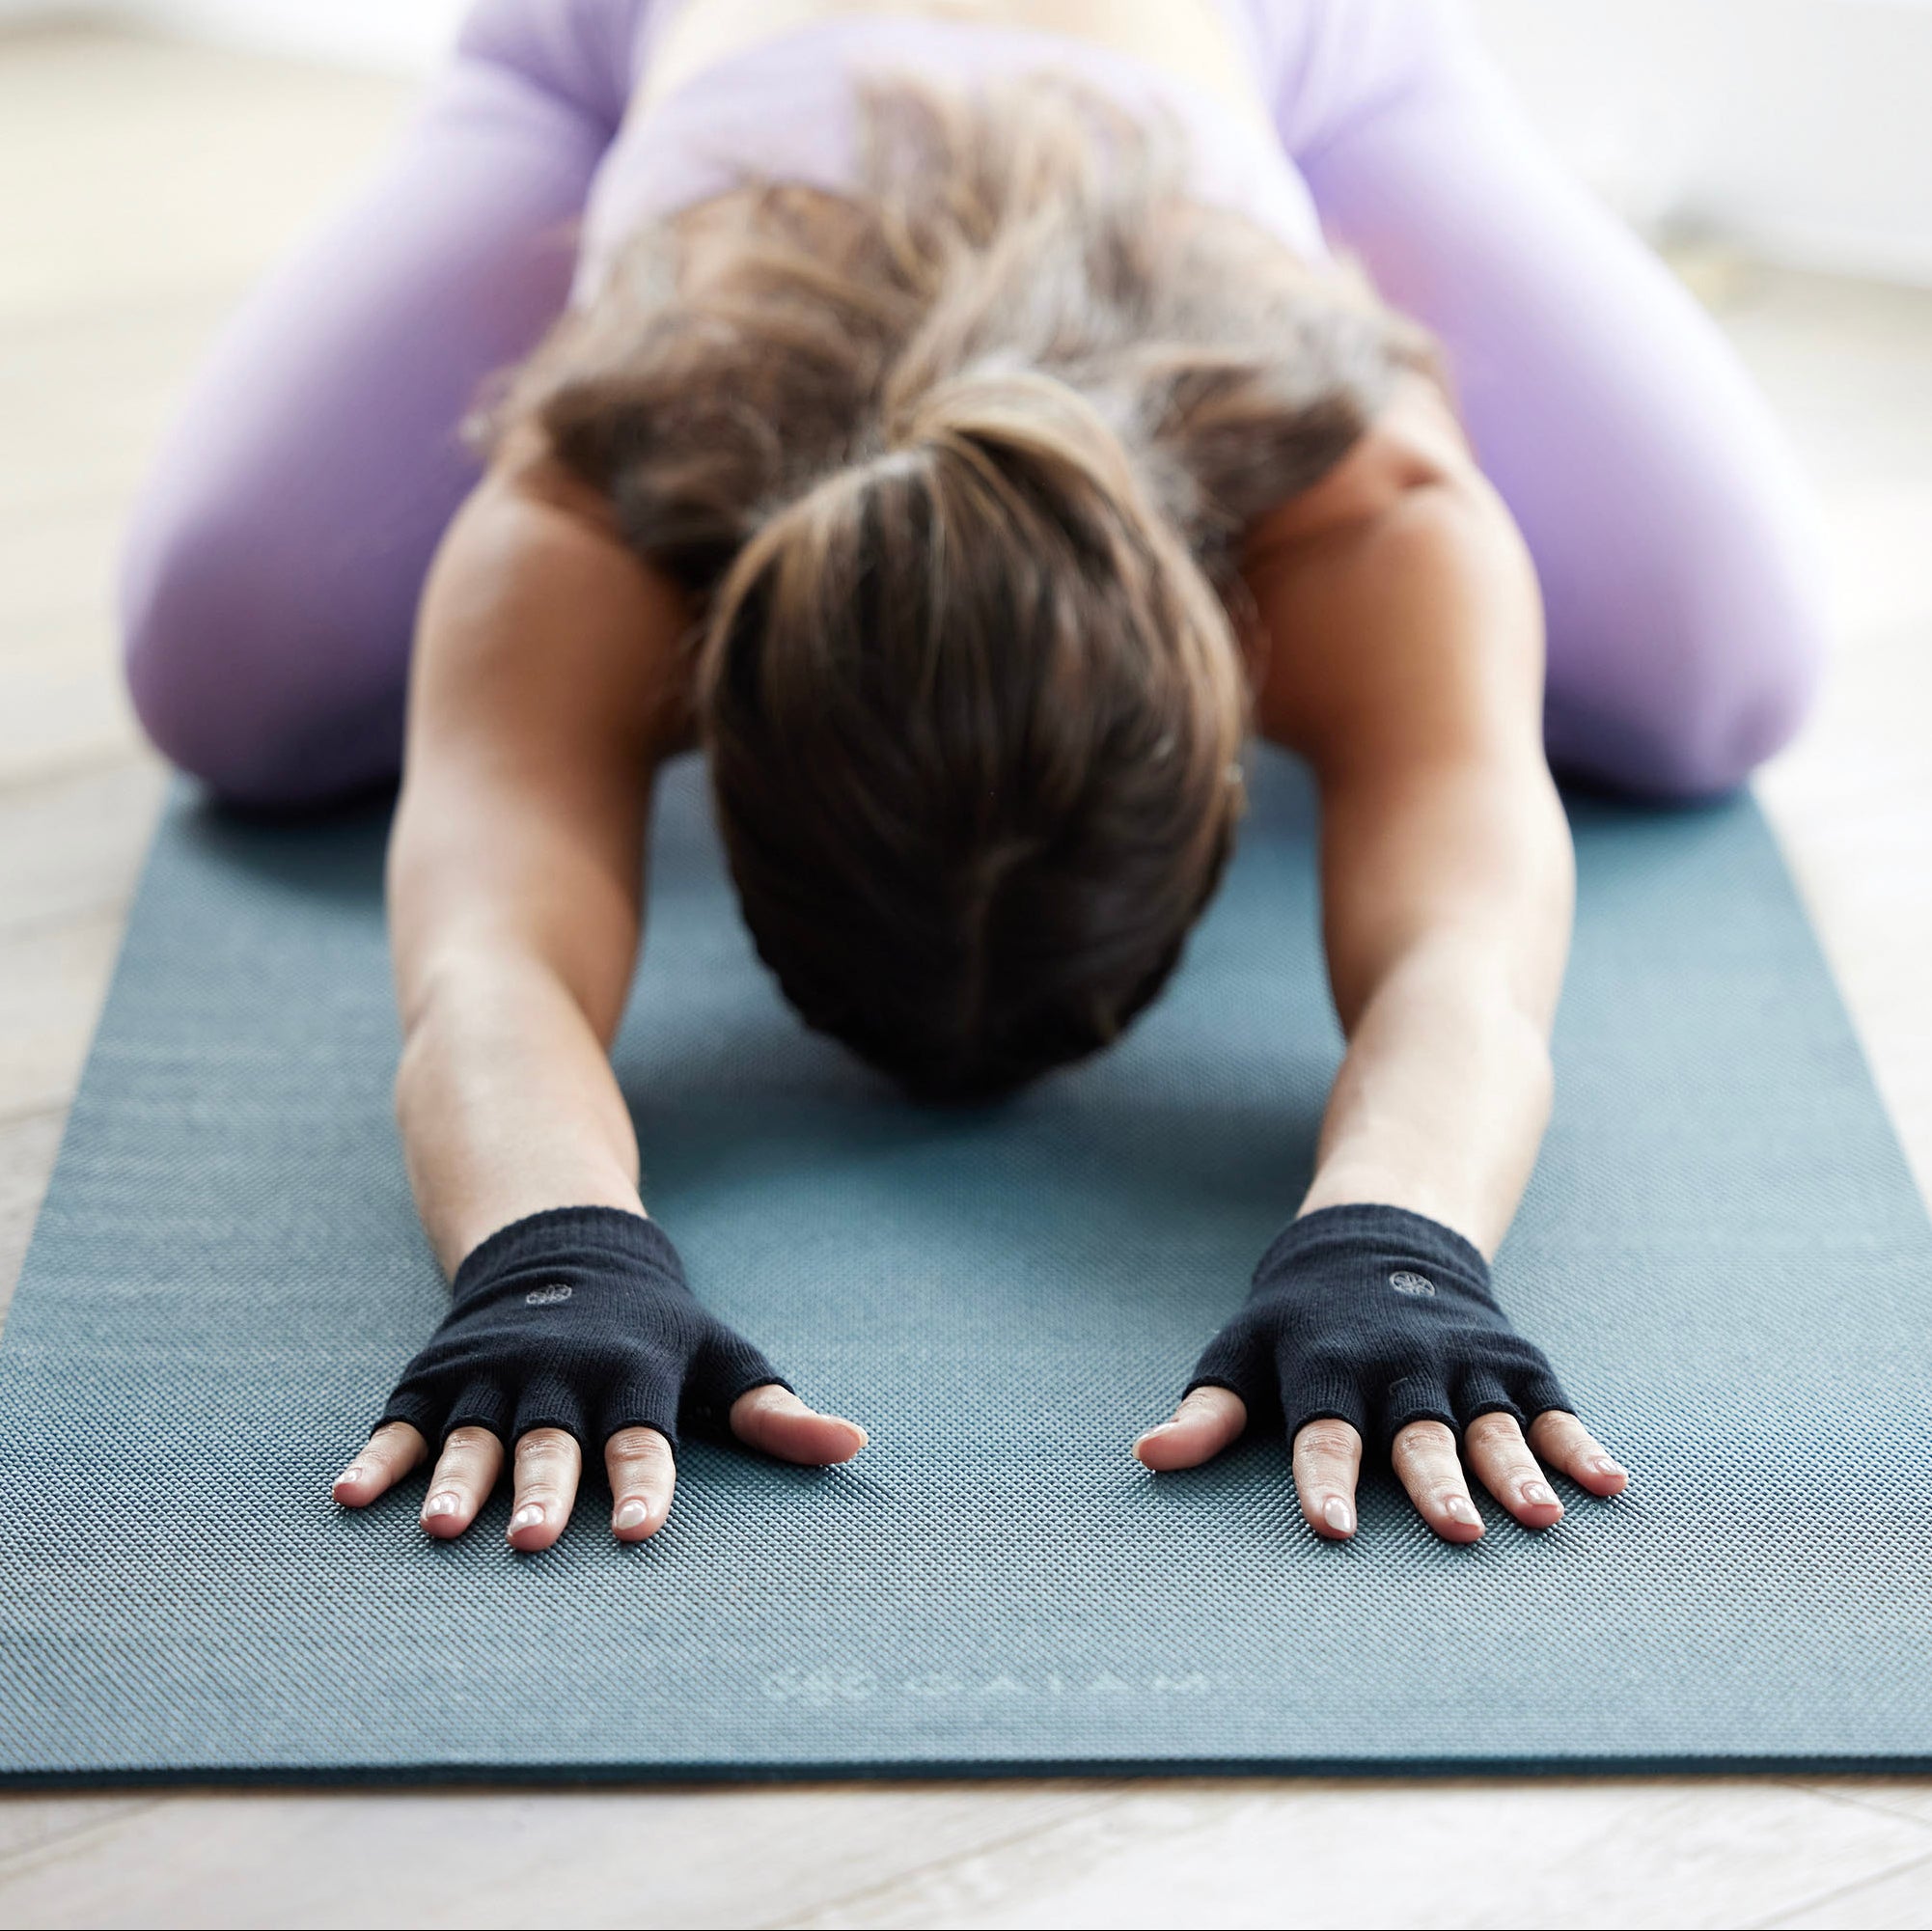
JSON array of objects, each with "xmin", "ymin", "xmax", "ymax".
[{"xmin": 118, "ymin": 0, "xmax": 1828, "ymax": 1555}]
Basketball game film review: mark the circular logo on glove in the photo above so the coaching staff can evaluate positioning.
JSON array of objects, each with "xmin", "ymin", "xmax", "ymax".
[
  {"xmin": 525, "ymin": 1283, "xmax": 573, "ymax": 1307},
  {"xmin": 1389, "ymin": 1271, "xmax": 1437, "ymax": 1297}
]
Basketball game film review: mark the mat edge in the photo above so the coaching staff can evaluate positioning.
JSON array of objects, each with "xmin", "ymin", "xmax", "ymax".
[{"xmin": 6, "ymin": 1752, "xmax": 1932, "ymax": 1792}]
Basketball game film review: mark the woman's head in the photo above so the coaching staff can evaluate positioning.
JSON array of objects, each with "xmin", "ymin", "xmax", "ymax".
[
  {"xmin": 700, "ymin": 370, "xmax": 1246, "ymax": 1097},
  {"xmin": 496, "ymin": 79, "xmax": 1429, "ymax": 1098}
]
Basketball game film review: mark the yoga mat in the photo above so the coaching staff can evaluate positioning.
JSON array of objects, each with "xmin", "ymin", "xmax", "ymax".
[{"xmin": 3, "ymin": 748, "xmax": 1930, "ymax": 1786}]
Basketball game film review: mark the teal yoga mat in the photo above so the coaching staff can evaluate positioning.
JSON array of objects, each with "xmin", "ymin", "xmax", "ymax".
[{"xmin": 3, "ymin": 749, "xmax": 1930, "ymax": 1785}]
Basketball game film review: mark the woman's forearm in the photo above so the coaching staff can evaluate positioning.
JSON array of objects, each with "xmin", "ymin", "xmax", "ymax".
[
  {"xmin": 1299, "ymin": 933, "xmax": 1556, "ymax": 1258},
  {"xmin": 394, "ymin": 955, "xmax": 645, "ymax": 1275},
  {"xmin": 1298, "ymin": 751, "xmax": 1575, "ymax": 1262},
  {"xmin": 1239, "ymin": 405, "xmax": 1574, "ymax": 1260}
]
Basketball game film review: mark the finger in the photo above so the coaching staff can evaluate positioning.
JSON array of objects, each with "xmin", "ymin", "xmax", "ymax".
[
  {"xmin": 605, "ymin": 1425, "xmax": 678, "ymax": 1542},
  {"xmin": 1134, "ymin": 1385, "xmax": 1247, "ymax": 1471},
  {"xmin": 730, "ymin": 1384, "xmax": 869, "ymax": 1465},
  {"xmin": 1290, "ymin": 1418, "xmax": 1364, "ymax": 1539},
  {"xmin": 418, "ymin": 1424, "xmax": 506, "ymax": 1540},
  {"xmin": 333, "ymin": 1422, "xmax": 426, "ymax": 1507},
  {"xmin": 1463, "ymin": 1411, "xmax": 1564, "ymax": 1530},
  {"xmin": 1391, "ymin": 1419, "xmax": 1484, "ymax": 1543},
  {"xmin": 507, "ymin": 1426, "xmax": 582, "ymax": 1553},
  {"xmin": 1528, "ymin": 1409, "xmax": 1629, "ymax": 1498}
]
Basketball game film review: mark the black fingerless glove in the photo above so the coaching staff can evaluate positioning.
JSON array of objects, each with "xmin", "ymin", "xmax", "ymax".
[
  {"xmin": 1185, "ymin": 1203, "xmax": 1572, "ymax": 1450},
  {"xmin": 377, "ymin": 1205, "xmax": 788, "ymax": 1453}
]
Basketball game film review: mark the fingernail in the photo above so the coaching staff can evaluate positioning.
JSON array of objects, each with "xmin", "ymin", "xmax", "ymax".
[
  {"xmin": 1523, "ymin": 1481, "xmax": 1558, "ymax": 1507},
  {"xmin": 509, "ymin": 1503, "xmax": 544, "ymax": 1532},
  {"xmin": 1592, "ymin": 1456, "xmax": 1625, "ymax": 1477},
  {"xmin": 614, "ymin": 1499, "xmax": 649, "ymax": 1531},
  {"xmin": 1444, "ymin": 1494, "xmax": 1479, "ymax": 1524},
  {"xmin": 336, "ymin": 1465, "xmax": 364, "ymax": 1487},
  {"xmin": 1322, "ymin": 1497, "xmax": 1354, "ymax": 1535},
  {"xmin": 422, "ymin": 1492, "xmax": 459, "ymax": 1519}
]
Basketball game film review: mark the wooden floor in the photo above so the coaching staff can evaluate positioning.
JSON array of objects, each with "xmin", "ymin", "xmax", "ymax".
[{"xmin": 2, "ymin": 24, "xmax": 1930, "ymax": 1929}]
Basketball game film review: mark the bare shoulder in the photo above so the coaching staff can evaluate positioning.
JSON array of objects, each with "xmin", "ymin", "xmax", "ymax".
[
  {"xmin": 391, "ymin": 436, "xmax": 700, "ymax": 1035},
  {"xmin": 1234, "ymin": 374, "xmax": 1544, "ymax": 768},
  {"xmin": 1239, "ymin": 372, "xmax": 1477, "ymax": 569},
  {"xmin": 411, "ymin": 429, "xmax": 702, "ymax": 772}
]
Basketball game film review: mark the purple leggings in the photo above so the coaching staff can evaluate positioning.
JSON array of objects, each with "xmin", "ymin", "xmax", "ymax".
[{"xmin": 120, "ymin": 0, "xmax": 1830, "ymax": 806}]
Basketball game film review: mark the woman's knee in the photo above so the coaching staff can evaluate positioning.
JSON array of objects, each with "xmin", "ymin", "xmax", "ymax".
[
  {"xmin": 1545, "ymin": 488, "xmax": 1832, "ymax": 800},
  {"xmin": 1647, "ymin": 638, "xmax": 1820, "ymax": 800},
  {"xmin": 1551, "ymin": 598, "xmax": 1828, "ymax": 801},
  {"xmin": 120, "ymin": 499, "xmax": 405, "ymax": 808}
]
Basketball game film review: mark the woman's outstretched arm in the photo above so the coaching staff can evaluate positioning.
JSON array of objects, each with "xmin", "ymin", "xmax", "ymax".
[
  {"xmin": 333, "ymin": 455, "xmax": 865, "ymax": 1550},
  {"xmin": 1137, "ymin": 378, "xmax": 1627, "ymax": 1539},
  {"xmin": 387, "ymin": 465, "xmax": 668, "ymax": 1269},
  {"xmin": 1252, "ymin": 382, "xmax": 1564, "ymax": 1258}
]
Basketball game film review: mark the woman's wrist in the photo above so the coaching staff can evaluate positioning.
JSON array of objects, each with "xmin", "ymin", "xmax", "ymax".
[
  {"xmin": 1295, "ymin": 1171, "xmax": 1496, "ymax": 1263},
  {"xmin": 447, "ymin": 1202, "xmax": 670, "ymax": 1296},
  {"xmin": 1300, "ymin": 976, "xmax": 1555, "ymax": 1263}
]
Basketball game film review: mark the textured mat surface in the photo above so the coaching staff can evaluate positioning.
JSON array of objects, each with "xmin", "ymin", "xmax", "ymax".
[{"xmin": 3, "ymin": 750, "xmax": 1931, "ymax": 1785}]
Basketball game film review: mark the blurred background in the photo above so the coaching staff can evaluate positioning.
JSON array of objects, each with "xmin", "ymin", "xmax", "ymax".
[
  {"xmin": 0, "ymin": 0, "xmax": 1927, "ymax": 1233},
  {"xmin": 9, "ymin": 0, "xmax": 1932, "ymax": 273}
]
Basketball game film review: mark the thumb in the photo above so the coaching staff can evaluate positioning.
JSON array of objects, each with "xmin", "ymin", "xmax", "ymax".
[
  {"xmin": 730, "ymin": 1382, "xmax": 869, "ymax": 1466},
  {"xmin": 1134, "ymin": 1384, "xmax": 1248, "ymax": 1471}
]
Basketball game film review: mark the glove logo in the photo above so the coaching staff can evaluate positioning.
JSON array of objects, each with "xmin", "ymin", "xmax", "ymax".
[
  {"xmin": 524, "ymin": 1283, "xmax": 573, "ymax": 1307},
  {"xmin": 1389, "ymin": 1271, "xmax": 1437, "ymax": 1297}
]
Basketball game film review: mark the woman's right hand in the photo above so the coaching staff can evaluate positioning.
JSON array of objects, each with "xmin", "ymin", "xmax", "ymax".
[{"xmin": 331, "ymin": 1205, "xmax": 866, "ymax": 1550}]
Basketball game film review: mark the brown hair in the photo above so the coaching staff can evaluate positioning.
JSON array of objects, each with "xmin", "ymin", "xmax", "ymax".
[{"xmin": 490, "ymin": 77, "xmax": 1431, "ymax": 1099}]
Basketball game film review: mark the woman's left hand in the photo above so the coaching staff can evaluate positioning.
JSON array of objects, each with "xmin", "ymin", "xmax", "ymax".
[{"xmin": 1130, "ymin": 1202, "xmax": 1629, "ymax": 1543}]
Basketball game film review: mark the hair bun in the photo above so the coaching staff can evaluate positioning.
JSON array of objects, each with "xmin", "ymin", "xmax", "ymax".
[{"xmin": 892, "ymin": 366, "xmax": 1148, "ymax": 511}]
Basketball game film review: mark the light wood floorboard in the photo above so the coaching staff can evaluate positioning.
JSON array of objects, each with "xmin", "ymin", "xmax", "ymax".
[
  {"xmin": 0, "ymin": 1784, "xmax": 1122, "ymax": 1930},
  {"xmin": 786, "ymin": 1779, "xmax": 1932, "ymax": 1930},
  {"xmin": 0, "ymin": 23, "xmax": 1928, "ymax": 1930}
]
